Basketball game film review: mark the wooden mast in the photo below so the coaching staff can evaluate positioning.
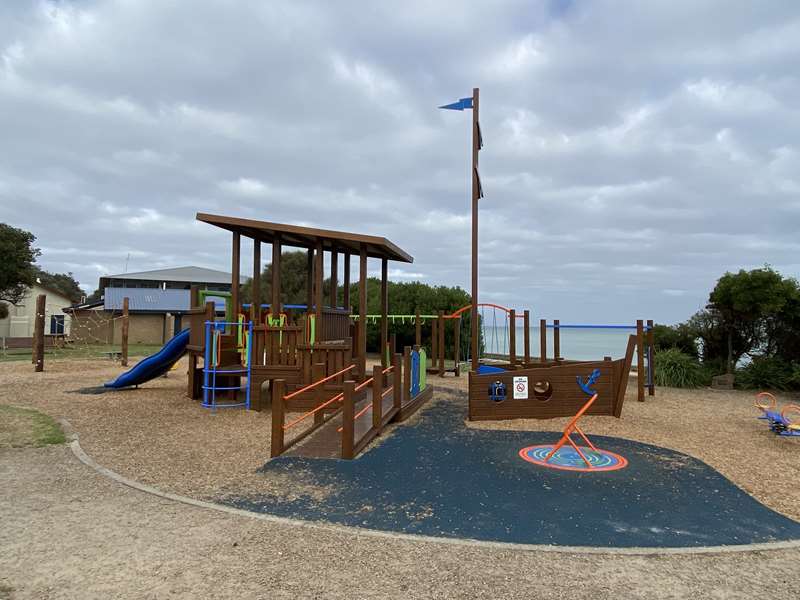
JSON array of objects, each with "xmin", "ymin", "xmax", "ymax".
[{"xmin": 471, "ymin": 87, "xmax": 480, "ymax": 373}]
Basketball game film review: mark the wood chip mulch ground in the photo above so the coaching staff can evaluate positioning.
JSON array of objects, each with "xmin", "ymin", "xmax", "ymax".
[{"xmin": 1, "ymin": 357, "xmax": 798, "ymax": 521}]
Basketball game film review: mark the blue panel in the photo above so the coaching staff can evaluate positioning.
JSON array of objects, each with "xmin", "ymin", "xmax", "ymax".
[
  {"xmin": 438, "ymin": 97, "xmax": 473, "ymax": 111},
  {"xmin": 477, "ymin": 364, "xmax": 506, "ymax": 375}
]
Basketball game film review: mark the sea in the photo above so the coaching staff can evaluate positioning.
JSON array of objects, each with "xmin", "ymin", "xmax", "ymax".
[{"xmin": 482, "ymin": 325, "xmax": 633, "ymax": 361}]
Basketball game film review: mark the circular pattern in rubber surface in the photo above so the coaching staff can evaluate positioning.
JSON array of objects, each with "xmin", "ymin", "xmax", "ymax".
[{"xmin": 519, "ymin": 444, "xmax": 628, "ymax": 472}]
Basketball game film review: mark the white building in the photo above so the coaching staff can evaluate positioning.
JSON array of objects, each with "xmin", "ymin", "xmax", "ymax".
[{"xmin": 0, "ymin": 283, "xmax": 73, "ymax": 339}]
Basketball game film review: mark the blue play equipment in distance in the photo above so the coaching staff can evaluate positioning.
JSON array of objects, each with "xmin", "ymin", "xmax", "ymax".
[{"xmin": 104, "ymin": 328, "xmax": 190, "ymax": 389}]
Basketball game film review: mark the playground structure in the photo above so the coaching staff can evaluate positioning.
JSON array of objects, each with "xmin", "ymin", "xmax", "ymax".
[
  {"xmin": 518, "ymin": 369, "xmax": 629, "ymax": 471},
  {"xmin": 352, "ymin": 310, "xmax": 463, "ymax": 377},
  {"xmin": 755, "ymin": 392, "xmax": 800, "ymax": 437},
  {"xmin": 440, "ymin": 87, "xmax": 655, "ymax": 421},
  {"xmin": 175, "ymin": 213, "xmax": 434, "ymax": 457},
  {"xmin": 464, "ymin": 308, "xmax": 655, "ymax": 421}
]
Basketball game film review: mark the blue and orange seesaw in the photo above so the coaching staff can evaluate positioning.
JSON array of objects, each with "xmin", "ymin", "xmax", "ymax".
[
  {"xmin": 754, "ymin": 392, "xmax": 800, "ymax": 437},
  {"xmin": 519, "ymin": 369, "xmax": 628, "ymax": 472}
]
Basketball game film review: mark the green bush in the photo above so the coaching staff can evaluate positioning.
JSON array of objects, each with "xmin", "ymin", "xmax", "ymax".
[
  {"xmin": 654, "ymin": 348, "xmax": 706, "ymax": 388},
  {"xmin": 735, "ymin": 356, "xmax": 794, "ymax": 390},
  {"xmin": 652, "ymin": 323, "xmax": 699, "ymax": 358}
]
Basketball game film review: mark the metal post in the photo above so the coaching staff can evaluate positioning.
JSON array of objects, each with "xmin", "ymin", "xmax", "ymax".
[{"xmin": 470, "ymin": 87, "xmax": 480, "ymax": 373}]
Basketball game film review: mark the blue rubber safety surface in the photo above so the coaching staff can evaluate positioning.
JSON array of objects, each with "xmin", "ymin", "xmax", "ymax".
[{"xmin": 223, "ymin": 391, "xmax": 800, "ymax": 548}]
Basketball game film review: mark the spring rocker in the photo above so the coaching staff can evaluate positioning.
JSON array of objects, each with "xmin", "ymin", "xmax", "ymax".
[
  {"xmin": 519, "ymin": 369, "xmax": 629, "ymax": 471},
  {"xmin": 755, "ymin": 392, "xmax": 800, "ymax": 437}
]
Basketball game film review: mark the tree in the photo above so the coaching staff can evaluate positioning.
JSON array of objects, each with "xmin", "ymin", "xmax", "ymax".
[
  {"xmin": 35, "ymin": 269, "xmax": 83, "ymax": 303},
  {"xmin": 0, "ymin": 223, "xmax": 40, "ymax": 308},
  {"xmin": 707, "ymin": 267, "xmax": 797, "ymax": 373},
  {"xmin": 240, "ymin": 250, "xmax": 310, "ymax": 306}
]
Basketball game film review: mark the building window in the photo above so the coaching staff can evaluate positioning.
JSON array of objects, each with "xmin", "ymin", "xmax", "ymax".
[{"xmin": 50, "ymin": 315, "xmax": 65, "ymax": 335}]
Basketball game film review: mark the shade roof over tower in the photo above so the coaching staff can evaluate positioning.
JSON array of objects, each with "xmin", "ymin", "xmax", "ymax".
[{"xmin": 196, "ymin": 213, "xmax": 414, "ymax": 263}]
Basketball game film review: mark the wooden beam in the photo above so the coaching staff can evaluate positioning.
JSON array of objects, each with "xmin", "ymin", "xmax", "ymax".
[
  {"xmin": 380, "ymin": 258, "xmax": 388, "ymax": 368},
  {"xmin": 553, "ymin": 319, "xmax": 560, "ymax": 361},
  {"xmin": 231, "ymin": 232, "xmax": 240, "ymax": 317},
  {"xmin": 637, "ymin": 319, "xmax": 645, "ymax": 402},
  {"xmin": 251, "ymin": 240, "xmax": 261, "ymax": 323},
  {"xmin": 358, "ymin": 244, "xmax": 368, "ymax": 380},
  {"xmin": 330, "ymin": 247, "xmax": 338, "ymax": 309},
  {"xmin": 647, "ymin": 319, "xmax": 655, "ymax": 396},
  {"xmin": 343, "ymin": 253, "xmax": 351, "ymax": 310},
  {"xmin": 306, "ymin": 248, "xmax": 314, "ymax": 310},
  {"xmin": 271, "ymin": 234, "xmax": 282, "ymax": 316},
  {"xmin": 270, "ymin": 379, "xmax": 285, "ymax": 457},
  {"xmin": 509, "ymin": 309, "xmax": 516, "ymax": 366},
  {"xmin": 33, "ymin": 294, "xmax": 46, "ymax": 372},
  {"xmin": 438, "ymin": 310, "xmax": 445, "ymax": 376},
  {"xmin": 523, "ymin": 310, "xmax": 530, "ymax": 364},
  {"xmin": 314, "ymin": 239, "xmax": 323, "ymax": 326},
  {"xmin": 470, "ymin": 87, "xmax": 480, "ymax": 372},
  {"xmin": 121, "ymin": 296, "xmax": 129, "ymax": 367},
  {"xmin": 540, "ymin": 319, "xmax": 547, "ymax": 362}
]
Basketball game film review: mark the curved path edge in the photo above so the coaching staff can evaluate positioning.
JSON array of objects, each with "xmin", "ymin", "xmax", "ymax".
[{"xmin": 67, "ymin": 431, "xmax": 800, "ymax": 557}]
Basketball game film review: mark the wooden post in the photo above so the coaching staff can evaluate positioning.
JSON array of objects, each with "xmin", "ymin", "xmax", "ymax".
[
  {"xmin": 330, "ymin": 247, "xmax": 338, "ymax": 309},
  {"xmin": 539, "ymin": 319, "xmax": 547, "ymax": 363},
  {"xmin": 403, "ymin": 346, "xmax": 411, "ymax": 404},
  {"xmin": 231, "ymin": 232, "xmax": 240, "ymax": 319},
  {"xmin": 121, "ymin": 296, "xmax": 129, "ymax": 367},
  {"xmin": 380, "ymin": 258, "xmax": 388, "ymax": 368},
  {"xmin": 392, "ymin": 353, "xmax": 402, "ymax": 411},
  {"xmin": 647, "ymin": 319, "xmax": 656, "ymax": 396},
  {"xmin": 523, "ymin": 310, "xmax": 530, "ymax": 365},
  {"xmin": 390, "ymin": 333, "xmax": 397, "ymax": 359},
  {"xmin": 637, "ymin": 319, "xmax": 645, "ymax": 402},
  {"xmin": 358, "ymin": 244, "xmax": 367, "ymax": 380},
  {"xmin": 372, "ymin": 364, "xmax": 383, "ymax": 431},
  {"xmin": 470, "ymin": 87, "xmax": 480, "ymax": 373},
  {"xmin": 270, "ymin": 379, "xmax": 285, "ymax": 457},
  {"xmin": 509, "ymin": 309, "xmax": 516, "ymax": 366},
  {"xmin": 553, "ymin": 319, "xmax": 560, "ymax": 361},
  {"xmin": 438, "ymin": 310, "xmax": 445, "ymax": 376},
  {"xmin": 453, "ymin": 316, "xmax": 461, "ymax": 377},
  {"xmin": 314, "ymin": 239, "xmax": 323, "ymax": 326},
  {"xmin": 341, "ymin": 380, "xmax": 355, "ymax": 459},
  {"xmin": 430, "ymin": 316, "xmax": 438, "ymax": 371},
  {"xmin": 33, "ymin": 294, "xmax": 46, "ymax": 372},
  {"xmin": 251, "ymin": 240, "xmax": 261, "ymax": 323},
  {"xmin": 343, "ymin": 253, "xmax": 351, "ymax": 310},
  {"xmin": 306, "ymin": 248, "xmax": 314, "ymax": 310},
  {"xmin": 271, "ymin": 234, "xmax": 282, "ymax": 317},
  {"xmin": 415, "ymin": 308, "xmax": 421, "ymax": 347}
]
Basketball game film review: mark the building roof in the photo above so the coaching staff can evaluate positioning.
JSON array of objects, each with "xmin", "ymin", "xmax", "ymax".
[
  {"xmin": 196, "ymin": 213, "xmax": 414, "ymax": 263},
  {"xmin": 102, "ymin": 288, "xmax": 227, "ymax": 312},
  {"xmin": 101, "ymin": 266, "xmax": 233, "ymax": 285}
]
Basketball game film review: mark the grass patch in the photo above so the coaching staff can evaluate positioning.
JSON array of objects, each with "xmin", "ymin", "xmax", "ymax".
[
  {"xmin": 0, "ymin": 344, "xmax": 165, "ymax": 363},
  {"xmin": 0, "ymin": 405, "xmax": 66, "ymax": 449}
]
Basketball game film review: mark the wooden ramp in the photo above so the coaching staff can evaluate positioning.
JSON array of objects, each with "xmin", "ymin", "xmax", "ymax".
[{"xmin": 282, "ymin": 385, "xmax": 433, "ymax": 459}]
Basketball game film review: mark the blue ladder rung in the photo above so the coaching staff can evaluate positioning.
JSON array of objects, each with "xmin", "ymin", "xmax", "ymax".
[{"xmin": 201, "ymin": 385, "xmax": 247, "ymax": 391}]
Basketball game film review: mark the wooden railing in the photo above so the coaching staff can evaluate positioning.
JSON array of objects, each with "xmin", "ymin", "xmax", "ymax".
[
  {"xmin": 318, "ymin": 307, "xmax": 351, "ymax": 342},
  {"xmin": 270, "ymin": 363, "xmax": 356, "ymax": 457},
  {"xmin": 340, "ymin": 361, "xmax": 401, "ymax": 459}
]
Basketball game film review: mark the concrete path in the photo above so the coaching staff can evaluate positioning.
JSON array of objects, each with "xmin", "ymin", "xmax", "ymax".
[{"xmin": 1, "ymin": 444, "xmax": 798, "ymax": 599}]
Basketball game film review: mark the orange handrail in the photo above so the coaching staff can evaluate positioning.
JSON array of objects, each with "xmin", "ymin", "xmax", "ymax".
[
  {"xmin": 337, "ymin": 385, "xmax": 394, "ymax": 432},
  {"xmin": 282, "ymin": 391, "xmax": 344, "ymax": 430},
  {"xmin": 283, "ymin": 365, "xmax": 355, "ymax": 401}
]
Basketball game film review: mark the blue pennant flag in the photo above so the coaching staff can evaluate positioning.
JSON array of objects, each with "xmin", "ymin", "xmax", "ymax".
[{"xmin": 438, "ymin": 97, "xmax": 473, "ymax": 111}]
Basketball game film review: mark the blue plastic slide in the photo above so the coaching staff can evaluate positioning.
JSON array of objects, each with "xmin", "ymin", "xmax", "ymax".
[{"xmin": 104, "ymin": 329, "xmax": 190, "ymax": 389}]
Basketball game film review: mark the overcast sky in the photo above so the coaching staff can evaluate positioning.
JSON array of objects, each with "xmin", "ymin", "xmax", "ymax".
[{"xmin": 1, "ymin": 1, "xmax": 799, "ymax": 323}]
